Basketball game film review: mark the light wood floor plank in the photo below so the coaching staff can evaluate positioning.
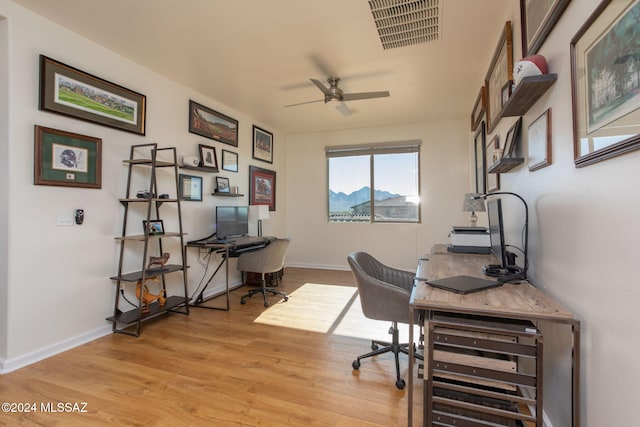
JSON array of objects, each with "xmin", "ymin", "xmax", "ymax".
[{"xmin": 0, "ymin": 268, "xmax": 423, "ymax": 426}]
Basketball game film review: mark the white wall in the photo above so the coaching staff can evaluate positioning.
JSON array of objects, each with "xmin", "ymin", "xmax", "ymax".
[
  {"xmin": 0, "ymin": 1, "xmax": 286, "ymax": 370},
  {"xmin": 483, "ymin": 1, "xmax": 640, "ymax": 426},
  {"xmin": 285, "ymin": 119, "xmax": 469, "ymax": 271},
  {"xmin": 0, "ymin": 15, "xmax": 8, "ymax": 360}
]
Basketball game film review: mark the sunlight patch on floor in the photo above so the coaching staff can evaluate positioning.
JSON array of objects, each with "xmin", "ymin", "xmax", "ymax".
[{"xmin": 254, "ymin": 283, "xmax": 418, "ymax": 342}]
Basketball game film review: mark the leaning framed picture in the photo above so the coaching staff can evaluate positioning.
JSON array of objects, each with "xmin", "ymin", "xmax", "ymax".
[
  {"xmin": 179, "ymin": 174, "xmax": 203, "ymax": 201},
  {"xmin": 528, "ymin": 108, "xmax": 553, "ymax": 171},
  {"xmin": 221, "ymin": 149, "xmax": 238, "ymax": 172},
  {"xmin": 252, "ymin": 125, "xmax": 273, "ymax": 163},
  {"xmin": 249, "ymin": 165, "xmax": 276, "ymax": 211},
  {"xmin": 34, "ymin": 125, "xmax": 102, "ymax": 189},
  {"xmin": 198, "ymin": 144, "xmax": 218, "ymax": 170},
  {"xmin": 39, "ymin": 55, "xmax": 146, "ymax": 135},
  {"xmin": 571, "ymin": 0, "xmax": 640, "ymax": 167},
  {"xmin": 485, "ymin": 135, "xmax": 500, "ymax": 192},
  {"xmin": 485, "ymin": 21, "xmax": 514, "ymax": 133},
  {"xmin": 474, "ymin": 122, "xmax": 486, "ymax": 194},
  {"xmin": 143, "ymin": 219, "xmax": 164, "ymax": 236},
  {"xmin": 503, "ymin": 117, "xmax": 522, "ymax": 158},
  {"xmin": 189, "ymin": 100, "xmax": 238, "ymax": 146},
  {"xmin": 520, "ymin": 0, "xmax": 571, "ymax": 56},
  {"xmin": 470, "ymin": 87, "xmax": 485, "ymax": 131},
  {"xmin": 215, "ymin": 176, "xmax": 231, "ymax": 193}
]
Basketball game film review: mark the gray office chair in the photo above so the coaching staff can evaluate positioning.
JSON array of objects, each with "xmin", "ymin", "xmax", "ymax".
[
  {"xmin": 238, "ymin": 238, "xmax": 290, "ymax": 307},
  {"xmin": 347, "ymin": 251, "xmax": 423, "ymax": 389}
]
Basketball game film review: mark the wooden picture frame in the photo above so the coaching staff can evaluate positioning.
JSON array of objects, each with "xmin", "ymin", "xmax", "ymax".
[
  {"xmin": 252, "ymin": 125, "xmax": 273, "ymax": 163},
  {"xmin": 520, "ymin": 0, "xmax": 571, "ymax": 56},
  {"xmin": 39, "ymin": 55, "xmax": 146, "ymax": 135},
  {"xmin": 503, "ymin": 117, "xmax": 522, "ymax": 158},
  {"xmin": 528, "ymin": 108, "xmax": 553, "ymax": 171},
  {"xmin": 474, "ymin": 122, "xmax": 486, "ymax": 194},
  {"xmin": 571, "ymin": 0, "xmax": 640, "ymax": 167},
  {"xmin": 486, "ymin": 135, "xmax": 500, "ymax": 192},
  {"xmin": 249, "ymin": 165, "xmax": 276, "ymax": 211},
  {"xmin": 198, "ymin": 144, "xmax": 218, "ymax": 170},
  {"xmin": 34, "ymin": 125, "xmax": 102, "ymax": 189},
  {"xmin": 485, "ymin": 21, "xmax": 514, "ymax": 133},
  {"xmin": 215, "ymin": 176, "xmax": 230, "ymax": 193},
  {"xmin": 221, "ymin": 149, "xmax": 238, "ymax": 172},
  {"xmin": 179, "ymin": 174, "xmax": 203, "ymax": 201},
  {"xmin": 143, "ymin": 219, "xmax": 164, "ymax": 236},
  {"xmin": 470, "ymin": 87, "xmax": 485, "ymax": 131},
  {"xmin": 189, "ymin": 100, "xmax": 238, "ymax": 146}
]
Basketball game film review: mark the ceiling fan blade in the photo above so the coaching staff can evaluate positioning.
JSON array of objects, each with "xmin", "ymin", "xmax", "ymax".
[
  {"xmin": 284, "ymin": 99, "xmax": 324, "ymax": 107},
  {"xmin": 329, "ymin": 99, "xmax": 352, "ymax": 116},
  {"xmin": 310, "ymin": 78, "xmax": 331, "ymax": 96},
  {"xmin": 342, "ymin": 91, "xmax": 390, "ymax": 101}
]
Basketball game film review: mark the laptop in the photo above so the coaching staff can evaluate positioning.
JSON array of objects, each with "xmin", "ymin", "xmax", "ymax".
[{"xmin": 426, "ymin": 275, "xmax": 502, "ymax": 294}]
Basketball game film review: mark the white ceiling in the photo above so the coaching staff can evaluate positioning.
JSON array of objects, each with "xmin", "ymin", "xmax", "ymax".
[{"xmin": 12, "ymin": 0, "xmax": 512, "ymax": 134}]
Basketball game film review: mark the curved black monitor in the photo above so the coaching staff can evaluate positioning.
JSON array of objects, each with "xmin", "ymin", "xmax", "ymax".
[
  {"xmin": 216, "ymin": 206, "xmax": 249, "ymax": 239},
  {"xmin": 487, "ymin": 199, "xmax": 508, "ymax": 268}
]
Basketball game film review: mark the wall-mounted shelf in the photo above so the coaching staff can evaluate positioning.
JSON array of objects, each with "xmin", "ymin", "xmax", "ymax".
[
  {"xmin": 180, "ymin": 165, "xmax": 218, "ymax": 173},
  {"xmin": 488, "ymin": 157, "xmax": 524, "ymax": 173},
  {"xmin": 502, "ymin": 74, "xmax": 557, "ymax": 117},
  {"xmin": 212, "ymin": 192, "xmax": 244, "ymax": 197}
]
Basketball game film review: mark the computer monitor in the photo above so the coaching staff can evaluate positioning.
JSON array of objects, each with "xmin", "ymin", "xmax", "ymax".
[
  {"xmin": 487, "ymin": 199, "xmax": 508, "ymax": 269},
  {"xmin": 215, "ymin": 206, "xmax": 249, "ymax": 239}
]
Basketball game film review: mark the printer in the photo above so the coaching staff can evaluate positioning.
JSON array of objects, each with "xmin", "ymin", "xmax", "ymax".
[{"xmin": 448, "ymin": 226, "xmax": 490, "ymax": 254}]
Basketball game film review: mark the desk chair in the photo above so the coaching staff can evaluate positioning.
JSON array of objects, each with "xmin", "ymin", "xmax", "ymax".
[
  {"xmin": 347, "ymin": 251, "xmax": 423, "ymax": 389},
  {"xmin": 238, "ymin": 238, "xmax": 290, "ymax": 307}
]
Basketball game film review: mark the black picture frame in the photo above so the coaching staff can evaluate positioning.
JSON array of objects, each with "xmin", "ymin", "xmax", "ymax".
[
  {"xmin": 249, "ymin": 165, "xmax": 276, "ymax": 211},
  {"xmin": 143, "ymin": 219, "xmax": 164, "ymax": 236},
  {"xmin": 215, "ymin": 176, "xmax": 231, "ymax": 193},
  {"xmin": 520, "ymin": 0, "xmax": 571, "ymax": 56},
  {"xmin": 222, "ymin": 149, "xmax": 238, "ymax": 172},
  {"xmin": 198, "ymin": 144, "xmax": 218, "ymax": 170},
  {"xmin": 39, "ymin": 55, "xmax": 146, "ymax": 135},
  {"xmin": 179, "ymin": 174, "xmax": 203, "ymax": 201},
  {"xmin": 474, "ymin": 122, "xmax": 486, "ymax": 194},
  {"xmin": 485, "ymin": 21, "xmax": 514, "ymax": 133},
  {"xmin": 34, "ymin": 125, "xmax": 102, "ymax": 189},
  {"xmin": 503, "ymin": 117, "xmax": 522, "ymax": 158},
  {"xmin": 470, "ymin": 87, "xmax": 485, "ymax": 131},
  {"xmin": 252, "ymin": 125, "xmax": 273, "ymax": 163},
  {"xmin": 189, "ymin": 100, "xmax": 238, "ymax": 146}
]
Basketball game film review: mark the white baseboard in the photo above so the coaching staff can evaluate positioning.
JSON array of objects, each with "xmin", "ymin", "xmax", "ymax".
[{"xmin": 0, "ymin": 325, "xmax": 112, "ymax": 374}]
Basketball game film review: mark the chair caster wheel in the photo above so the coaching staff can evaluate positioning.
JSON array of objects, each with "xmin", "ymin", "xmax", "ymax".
[
  {"xmin": 264, "ymin": 301, "xmax": 270, "ymax": 307},
  {"xmin": 352, "ymin": 360, "xmax": 360, "ymax": 370},
  {"xmin": 371, "ymin": 343, "xmax": 379, "ymax": 351},
  {"xmin": 396, "ymin": 378, "xmax": 405, "ymax": 390},
  {"xmin": 240, "ymin": 299, "xmax": 246, "ymax": 304},
  {"xmin": 284, "ymin": 296, "xmax": 289, "ymax": 302}
]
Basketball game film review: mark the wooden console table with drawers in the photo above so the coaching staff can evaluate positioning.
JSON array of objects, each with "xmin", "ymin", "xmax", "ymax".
[{"xmin": 408, "ymin": 245, "xmax": 580, "ymax": 426}]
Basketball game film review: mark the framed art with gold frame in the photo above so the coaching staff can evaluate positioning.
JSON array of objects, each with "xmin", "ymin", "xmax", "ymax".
[{"xmin": 485, "ymin": 21, "xmax": 514, "ymax": 133}]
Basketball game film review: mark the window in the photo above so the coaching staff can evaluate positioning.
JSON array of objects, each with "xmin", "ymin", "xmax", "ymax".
[{"xmin": 326, "ymin": 141, "xmax": 421, "ymax": 223}]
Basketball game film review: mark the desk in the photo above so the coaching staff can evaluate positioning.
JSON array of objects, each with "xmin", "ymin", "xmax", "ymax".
[
  {"xmin": 185, "ymin": 236, "xmax": 273, "ymax": 310},
  {"xmin": 408, "ymin": 244, "xmax": 580, "ymax": 426}
]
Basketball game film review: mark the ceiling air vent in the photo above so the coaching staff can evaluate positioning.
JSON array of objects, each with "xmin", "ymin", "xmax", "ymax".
[{"xmin": 368, "ymin": 0, "xmax": 440, "ymax": 49}]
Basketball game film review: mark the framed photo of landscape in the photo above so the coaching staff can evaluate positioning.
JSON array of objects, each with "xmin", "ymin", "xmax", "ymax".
[
  {"xmin": 34, "ymin": 125, "xmax": 102, "ymax": 189},
  {"xmin": 249, "ymin": 165, "xmax": 276, "ymax": 211},
  {"xmin": 571, "ymin": 0, "xmax": 640, "ymax": 167},
  {"xmin": 189, "ymin": 100, "xmax": 238, "ymax": 146},
  {"xmin": 39, "ymin": 55, "xmax": 146, "ymax": 135}
]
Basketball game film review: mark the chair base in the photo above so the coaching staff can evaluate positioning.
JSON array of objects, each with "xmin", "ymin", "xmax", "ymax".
[
  {"xmin": 240, "ymin": 284, "xmax": 288, "ymax": 308},
  {"xmin": 352, "ymin": 323, "xmax": 423, "ymax": 390}
]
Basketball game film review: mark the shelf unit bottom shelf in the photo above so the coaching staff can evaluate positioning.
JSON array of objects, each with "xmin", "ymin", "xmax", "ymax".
[{"xmin": 107, "ymin": 295, "xmax": 190, "ymax": 325}]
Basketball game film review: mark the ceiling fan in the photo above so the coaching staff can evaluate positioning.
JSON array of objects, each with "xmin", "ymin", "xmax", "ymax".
[{"xmin": 285, "ymin": 77, "xmax": 390, "ymax": 116}]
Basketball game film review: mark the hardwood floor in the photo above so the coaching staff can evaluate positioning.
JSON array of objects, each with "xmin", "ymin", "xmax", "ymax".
[{"xmin": 0, "ymin": 268, "xmax": 424, "ymax": 426}]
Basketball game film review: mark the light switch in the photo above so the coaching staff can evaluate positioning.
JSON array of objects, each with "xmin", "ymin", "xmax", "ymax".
[{"xmin": 56, "ymin": 211, "xmax": 73, "ymax": 226}]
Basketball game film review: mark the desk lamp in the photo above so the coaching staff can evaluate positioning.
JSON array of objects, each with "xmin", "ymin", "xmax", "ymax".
[
  {"xmin": 462, "ymin": 193, "xmax": 486, "ymax": 226},
  {"xmin": 249, "ymin": 205, "xmax": 270, "ymax": 236},
  {"xmin": 473, "ymin": 192, "xmax": 529, "ymax": 281}
]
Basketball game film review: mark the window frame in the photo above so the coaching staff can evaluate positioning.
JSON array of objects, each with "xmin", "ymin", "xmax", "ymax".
[{"xmin": 326, "ymin": 140, "xmax": 422, "ymax": 224}]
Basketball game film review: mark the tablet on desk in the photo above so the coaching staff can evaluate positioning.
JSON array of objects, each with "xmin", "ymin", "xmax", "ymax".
[{"xmin": 426, "ymin": 275, "xmax": 502, "ymax": 294}]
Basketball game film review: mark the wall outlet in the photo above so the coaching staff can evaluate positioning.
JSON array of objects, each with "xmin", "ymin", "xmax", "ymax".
[{"xmin": 56, "ymin": 211, "xmax": 74, "ymax": 226}]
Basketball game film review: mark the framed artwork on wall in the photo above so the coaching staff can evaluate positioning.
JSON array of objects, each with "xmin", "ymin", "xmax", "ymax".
[
  {"xmin": 249, "ymin": 165, "xmax": 276, "ymax": 211},
  {"xmin": 503, "ymin": 117, "xmax": 522, "ymax": 158},
  {"xmin": 485, "ymin": 135, "xmax": 500, "ymax": 192},
  {"xmin": 252, "ymin": 125, "xmax": 273, "ymax": 163},
  {"xmin": 470, "ymin": 87, "xmax": 485, "ymax": 131},
  {"xmin": 485, "ymin": 21, "xmax": 514, "ymax": 133},
  {"xmin": 39, "ymin": 55, "xmax": 146, "ymax": 135},
  {"xmin": 222, "ymin": 149, "xmax": 238, "ymax": 172},
  {"xmin": 189, "ymin": 100, "xmax": 238, "ymax": 146},
  {"xmin": 520, "ymin": 0, "xmax": 571, "ymax": 56},
  {"xmin": 34, "ymin": 125, "xmax": 102, "ymax": 189},
  {"xmin": 571, "ymin": 0, "xmax": 640, "ymax": 167},
  {"xmin": 474, "ymin": 122, "xmax": 486, "ymax": 194},
  {"xmin": 528, "ymin": 108, "xmax": 553, "ymax": 171},
  {"xmin": 198, "ymin": 144, "xmax": 218, "ymax": 170},
  {"xmin": 179, "ymin": 174, "xmax": 203, "ymax": 201},
  {"xmin": 215, "ymin": 176, "xmax": 231, "ymax": 193}
]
